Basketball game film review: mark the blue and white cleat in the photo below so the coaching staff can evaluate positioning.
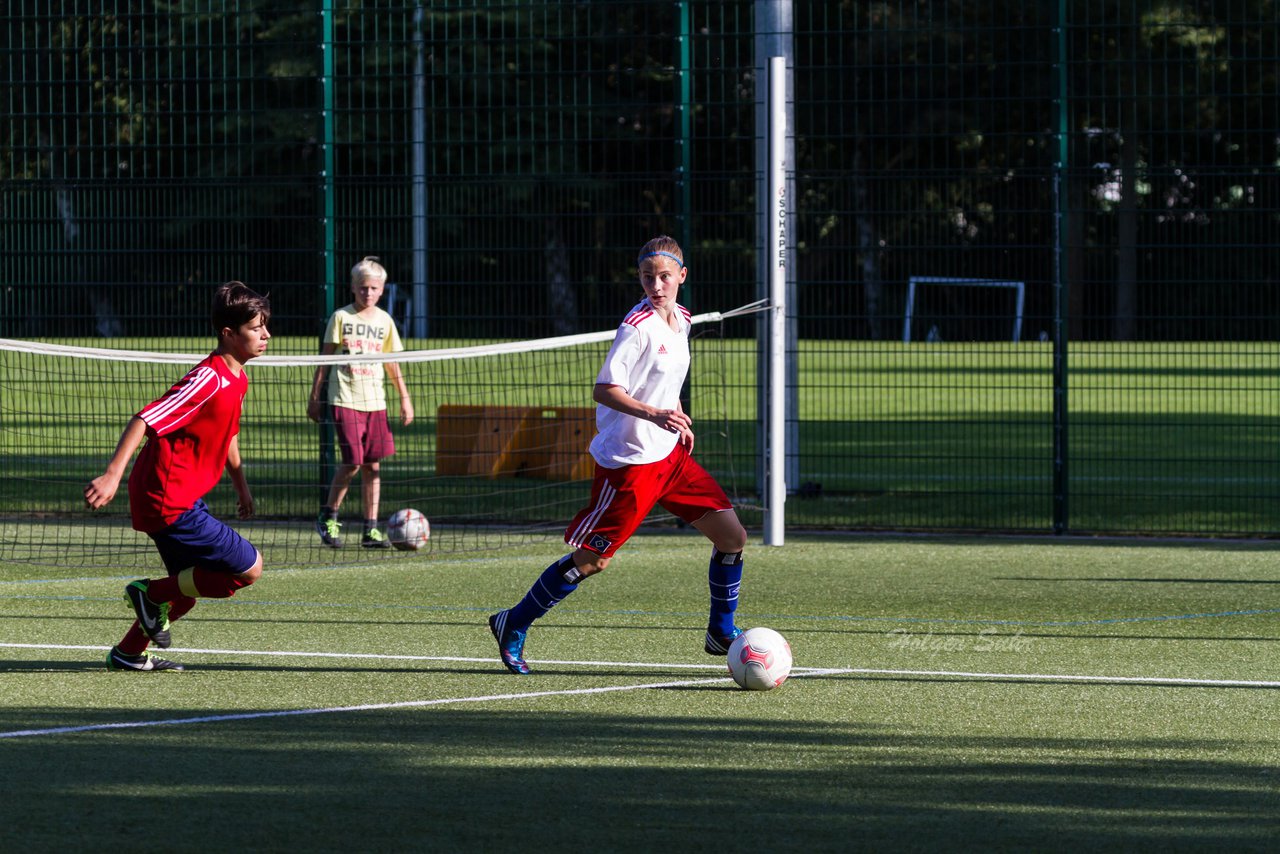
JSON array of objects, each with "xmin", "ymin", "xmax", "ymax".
[
  {"xmin": 704, "ymin": 625, "xmax": 744, "ymax": 656},
  {"xmin": 488, "ymin": 611, "xmax": 531, "ymax": 674}
]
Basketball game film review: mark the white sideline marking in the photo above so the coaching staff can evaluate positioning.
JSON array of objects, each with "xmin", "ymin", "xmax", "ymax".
[
  {"xmin": 5, "ymin": 644, "xmax": 1274, "ymax": 687},
  {"xmin": 0, "ymin": 675, "xmax": 739, "ymax": 740},
  {"xmin": 2, "ymin": 643, "xmax": 1276, "ymax": 740}
]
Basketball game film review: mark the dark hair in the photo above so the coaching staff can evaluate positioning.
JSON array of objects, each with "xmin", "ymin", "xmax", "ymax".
[{"xmin": 212, "ymin": 281, "xmax": 271, "ymax": 334}]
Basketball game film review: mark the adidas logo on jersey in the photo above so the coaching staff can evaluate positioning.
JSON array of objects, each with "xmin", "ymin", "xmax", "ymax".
[{"xmin": 657, "ymin": 344, "xmax": 668, "ymax": 354}]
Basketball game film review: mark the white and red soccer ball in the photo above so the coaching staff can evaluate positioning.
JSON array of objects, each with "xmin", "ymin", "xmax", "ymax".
[
  {"xmin": 727, "ymin": 627, "xmax": 792, "ymax": 690},
  {"xmin": 387, "ymin": 508, "xmax": 430, "ymax": 551}
]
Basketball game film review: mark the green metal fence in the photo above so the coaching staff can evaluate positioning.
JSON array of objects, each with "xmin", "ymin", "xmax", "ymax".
[{"xmin": 2, "ymin": 1, "xmax": 1277, "ymax": 536}]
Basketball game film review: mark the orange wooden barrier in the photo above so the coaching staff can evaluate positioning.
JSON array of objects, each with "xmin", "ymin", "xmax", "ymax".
[{"xmin": 436, "ymin": 405, "xmax": 596, "ymax": 481}]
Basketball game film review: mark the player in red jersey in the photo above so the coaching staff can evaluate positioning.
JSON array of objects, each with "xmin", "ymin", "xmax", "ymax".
[
  {"xmin": 488, "ymin": 236, "xmax": 748, "ymax": 674},
  {"xmin": 85, "ymin": 281, "xmax": 271, "ymax": 672}
]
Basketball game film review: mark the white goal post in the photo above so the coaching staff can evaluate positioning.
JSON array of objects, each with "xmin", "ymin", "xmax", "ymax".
[{"xmin": 902, "ymin": 276, "xmax": 1025, "ymax": 343}]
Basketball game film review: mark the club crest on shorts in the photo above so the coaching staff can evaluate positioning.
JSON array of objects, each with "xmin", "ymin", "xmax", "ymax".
[{"xmin": 588, "ymin": 533, "xmax": 612, "ymax": 553}]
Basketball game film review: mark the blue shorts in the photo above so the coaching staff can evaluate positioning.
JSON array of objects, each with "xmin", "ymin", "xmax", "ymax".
[{"xmin": 148, "ymin": 500, "xmax": 259, "ymax": 576}]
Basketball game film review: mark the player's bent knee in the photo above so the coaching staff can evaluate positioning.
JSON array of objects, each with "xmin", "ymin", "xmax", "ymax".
[
  {"xmin": 696, "ymin": 510, "xmax": 747, "ymax": 554},
  {"xmin": 572, "ymin": 548, "xmax": 610, "ymax": 578},
  {"xmin": 712, "ymin": 520, "xmax": 748, "ymax": 554},
  {"xmin": 238, "ymin": 552, "xmax": 264, "ymax": 585},
  {"xmin": 724, "ymin": 527, "xmax": 748, "ymax": 554}
]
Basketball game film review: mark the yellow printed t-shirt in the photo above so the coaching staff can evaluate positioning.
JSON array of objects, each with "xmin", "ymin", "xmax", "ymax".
[{"xmin": 322, "ymin": 304, "xmax": 404, "ymax": 412}]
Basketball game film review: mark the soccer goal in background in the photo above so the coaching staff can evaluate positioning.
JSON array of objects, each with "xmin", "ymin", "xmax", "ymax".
[{"xmin": 901, "ymin": 276, "xmax": 1025, "ymax": 344}]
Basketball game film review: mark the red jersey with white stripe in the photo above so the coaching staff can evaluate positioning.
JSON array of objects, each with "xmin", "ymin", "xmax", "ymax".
[
  {"xmin": 127, "ymin": 353, "xmax": 247, "ymax": 533},
  {"xmin": 590, "ymin": 299, "xmax": 692, "ymax": 467}
]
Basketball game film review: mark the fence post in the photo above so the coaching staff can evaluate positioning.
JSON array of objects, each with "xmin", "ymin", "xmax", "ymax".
[
  {"xmin": 411, "ymin": 2, "xmax": 429, "ymax": 340},
  {"xmin": 764, "ymin": 56, "xmax": 788, "ymax": 546},
  {"xmin": 675, "ymin": 0, "xmax": 693, "ymax": 416},
  {"xmin": 318, "ymin": 0, "xmax": 337, "ymax": 503},
  {"xmin": 1051, "ymin": 0, "xmax": 1070, "ymax": 534},
  {"xmin": 755, "ymin": 0, "xmax": 797, "ymax": 539},
  {"xmin": 674, "ymin": 1, "xmax": 692, "ymax": 261}
]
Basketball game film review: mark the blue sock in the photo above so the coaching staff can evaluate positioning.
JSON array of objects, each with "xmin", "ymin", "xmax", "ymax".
[
  {"xmin": 707, "ymin": 548, "xmax": 744, "ymax": 636},
  {"xmin": 506, "ymin": 555, "xmax": 580, "ymax": 631}
]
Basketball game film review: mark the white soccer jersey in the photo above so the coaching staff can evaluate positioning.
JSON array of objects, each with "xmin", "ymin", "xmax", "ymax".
[{"xmin": 589, "ymin": 298, "xmax": 693, "ymax": 467}]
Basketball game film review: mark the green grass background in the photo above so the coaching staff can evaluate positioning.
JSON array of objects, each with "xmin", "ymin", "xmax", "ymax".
[{"xmin": 2, "ymin": 533, "xmax": 1277, "ymax": 851}]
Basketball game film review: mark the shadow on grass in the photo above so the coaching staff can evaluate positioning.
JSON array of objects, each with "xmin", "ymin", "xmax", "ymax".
[
  {"xmin": 998, "ymin": 576, "xmax": 1280, "ymax": 584},
  {"xmin": 0, "ymin": 708, "xmax": 1275, "ymax": 851},
  {"xmin": 0, "ymin": 658, "xmax": 704, "ymax": 679}
]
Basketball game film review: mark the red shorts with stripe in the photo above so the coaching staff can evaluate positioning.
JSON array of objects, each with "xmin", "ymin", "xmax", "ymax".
[
  {"xmin": 332, "ymin": 405, "xmax": 395, "ymax": 465},
  {"xmin": 565, "ymin": 442, "xmax": 732, "ymax": 557}
]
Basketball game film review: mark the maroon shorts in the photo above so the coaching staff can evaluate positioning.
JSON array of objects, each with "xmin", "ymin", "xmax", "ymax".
[
  {"xmin": 564, "ymin": 442, "xmax": 732, "ymax": 557},
  {"xmin": 332, "ymin": 405, "xmax": 395, "ymax": 465}
]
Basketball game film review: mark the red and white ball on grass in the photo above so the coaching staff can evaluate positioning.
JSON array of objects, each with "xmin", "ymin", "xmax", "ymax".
[
  {"xmin": 726, "ymin": 627, "xmax": 793, "ymax": 690},
  {"xmin": 387, "ymin": 508, "xmax": 430, "ymax": 551}
]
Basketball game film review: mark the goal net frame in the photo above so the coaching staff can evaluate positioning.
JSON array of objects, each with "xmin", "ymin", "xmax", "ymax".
[{"xmin": 901, "ymin": 276, "xmax": 1026, "ymax": 344}]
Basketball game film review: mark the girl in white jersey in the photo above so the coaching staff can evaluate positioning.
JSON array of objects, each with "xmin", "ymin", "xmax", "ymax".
[{"xmin": 489, "ymin": 236, "xmax": 748, "ymax": 674}]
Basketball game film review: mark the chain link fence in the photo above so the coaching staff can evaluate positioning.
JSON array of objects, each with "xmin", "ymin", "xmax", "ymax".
[{"xmin": 2, "ymin": 1, "xmax": 1277, "ymax": 535}]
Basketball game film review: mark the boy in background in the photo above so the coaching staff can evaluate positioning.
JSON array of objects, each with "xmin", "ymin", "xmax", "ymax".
[{"xmin": 307, "ymin": 256, "xmax": 414, "ymax": 548}]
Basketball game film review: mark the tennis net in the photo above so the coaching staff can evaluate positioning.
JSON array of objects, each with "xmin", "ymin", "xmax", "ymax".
[{"xmin": 0, "ymin": 303, "xmax": 762, "ymax": 568}]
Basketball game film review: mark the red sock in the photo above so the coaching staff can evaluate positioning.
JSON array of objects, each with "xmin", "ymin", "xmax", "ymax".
[
  {"xmin": 145, "ymin": 575, "xmax": 183, "ymax": 602},
  {"xmin": 117, "ymin": 623, "xmax": 149, "ymax": 656},
  {"xmin": 168, "ymin": 596, "xmax": 196, "ymax": 621},
  {"xmin": 115, "ymin": 596, "xmax": 196, "ymax": 656},
  {"xmin": 190, "ymin": 568, "xmax": 255, "ymax": 599}
]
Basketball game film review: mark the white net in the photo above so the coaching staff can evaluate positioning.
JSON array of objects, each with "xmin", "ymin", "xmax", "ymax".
[{"xmin": 0, "ymin": 304, "xmax": 761, "ymax": 569}]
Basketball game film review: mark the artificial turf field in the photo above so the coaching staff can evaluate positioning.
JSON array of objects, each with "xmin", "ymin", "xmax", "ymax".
[{"xmin": 2, "ymin": 533, "xmax": 1278, "ymax": 851}]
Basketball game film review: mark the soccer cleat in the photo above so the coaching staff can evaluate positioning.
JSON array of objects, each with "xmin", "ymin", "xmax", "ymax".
[
  {"xmin": 361, "ymin": 526, "xmax": 392, "ymax": 549},
  {"xmin": 704, "ymin": 625, "xmax": 744, "ymax": 656},
  {"xmin": 106, "ymin": 646, "xmax": 184, "ymax": 672},
  {"xmin": 124, "ymin": 580, "xmax": 172, "ymax": 648},
  {"xmin": 488, "ymin": 611, "xmax": 531, "ymax": 674},
  {"xmin": 316, "ymin": 513, "xmax": 343, "ymax": 548}
]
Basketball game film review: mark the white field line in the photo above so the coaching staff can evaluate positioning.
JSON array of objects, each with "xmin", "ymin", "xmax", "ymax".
[
  {"xmin": 0, "ymin": 642, "xmax": 754, "ymax": 740},
  {"xmin": 0, "ymin": 676, "xmax": 737, "ymax": 740},
  {"xmin": 2, "ymin": 643, "xmax": 1276, "ymax": 740},
  {"xmin": 846, "ymin": 667, "xmax": 1280, "ymax": 689}
]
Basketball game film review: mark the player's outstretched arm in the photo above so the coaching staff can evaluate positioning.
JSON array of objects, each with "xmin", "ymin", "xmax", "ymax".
[{"xmin": 85, "ymin": 416, "xmax": 148, "ymax": 509}]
